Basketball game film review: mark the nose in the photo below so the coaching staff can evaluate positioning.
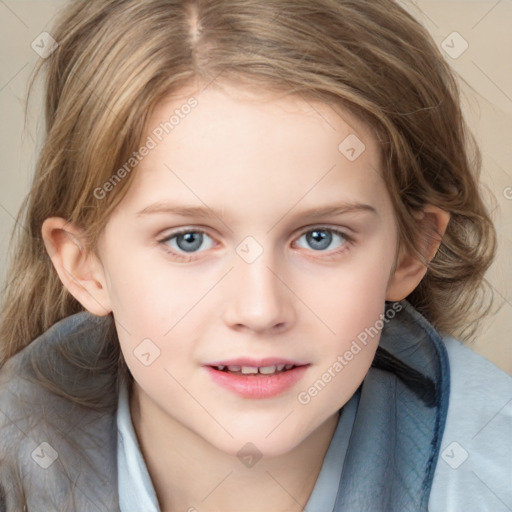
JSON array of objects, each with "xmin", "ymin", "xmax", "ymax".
[{"xmin": 222, "ymin": 247, "xmax": 295, "ymax": 335}]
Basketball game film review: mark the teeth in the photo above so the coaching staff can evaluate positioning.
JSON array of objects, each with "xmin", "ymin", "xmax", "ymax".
[
  {"xmin": 241, "ymin": 366, "xmax": 259, "ymax": 374},
  {"xmin": 216, "ymin": 364, "xmax": 296, "ymax": 374}
]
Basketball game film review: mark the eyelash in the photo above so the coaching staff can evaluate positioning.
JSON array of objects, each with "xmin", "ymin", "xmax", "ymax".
[{"xmin": 158, "ymin": 226, "xmax": 354, "ymax": 262}]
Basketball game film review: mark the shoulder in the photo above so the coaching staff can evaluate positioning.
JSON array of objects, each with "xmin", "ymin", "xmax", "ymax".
[
  {"xmin": 0, "ymin": 312, "xmax": 120, "ymax": 511},
  {"xmin": 429, "ymin": 337, "xmax": 512, "ymax": 511}
]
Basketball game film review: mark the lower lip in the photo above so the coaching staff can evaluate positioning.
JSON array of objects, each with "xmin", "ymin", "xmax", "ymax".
[{"xmin": 204, "ymin": 365, "xmax": 309, "ymax": 399}]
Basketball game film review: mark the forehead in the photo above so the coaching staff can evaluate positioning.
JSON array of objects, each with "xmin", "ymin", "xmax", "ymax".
[{"xmin": 118, "ymin": 82, "xmax": 391, "ymax": 221}]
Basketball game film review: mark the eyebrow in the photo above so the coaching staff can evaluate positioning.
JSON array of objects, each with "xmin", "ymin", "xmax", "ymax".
[{"xmin": 136, "ymin": 201, "xmax": 378, "ymax": 220}]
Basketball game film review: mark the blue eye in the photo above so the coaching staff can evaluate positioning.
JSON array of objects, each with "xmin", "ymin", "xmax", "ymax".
[
  {"xmin": 160, "ymin": 229, "xmax": 214, "ymax": 257},
  {"xmin": 159, "ymin": 226, "xmax": 350, "ymax": 261},
  {"xmin": 295, "ymin": 228, "xmax": 348, "ymax": 252}
]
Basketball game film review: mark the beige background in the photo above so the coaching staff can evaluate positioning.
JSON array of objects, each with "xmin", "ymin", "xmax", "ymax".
[{"xmin": 0, "ymin": 0, "xmax": 510, "ymax": 374}]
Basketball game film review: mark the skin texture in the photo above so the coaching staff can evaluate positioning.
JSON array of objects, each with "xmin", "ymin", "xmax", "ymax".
[{"xmin": 42, "ymin": 82, "xmax": 449, "ymax": 512}]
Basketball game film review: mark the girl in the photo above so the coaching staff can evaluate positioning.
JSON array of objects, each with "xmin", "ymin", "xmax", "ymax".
[{"xmin": 1, "ymin": 0, "xmax": 510, "ymax": 511}]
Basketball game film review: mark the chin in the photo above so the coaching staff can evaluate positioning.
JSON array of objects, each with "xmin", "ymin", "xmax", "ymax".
[
  {"xmin": 223, "ymin": 437, "xmax": 301, "ymax": 461},
  {"xmin": 199, "ymin": 420, "xmax": 309, "ymax": 461}
]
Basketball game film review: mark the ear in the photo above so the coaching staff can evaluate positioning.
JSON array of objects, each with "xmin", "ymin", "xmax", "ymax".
[
  {"xmin": 41, "ymin": 217, "xmax": 112, "ymax": 316},
  {"xmin": 386, "ymin": 205, "xmax": 450, "ymax": 301}
]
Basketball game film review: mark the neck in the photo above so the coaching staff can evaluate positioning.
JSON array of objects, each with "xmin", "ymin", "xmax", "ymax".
[{"xmin": 130, "ymin": 385, "xmax": 340, "ymax": 512}]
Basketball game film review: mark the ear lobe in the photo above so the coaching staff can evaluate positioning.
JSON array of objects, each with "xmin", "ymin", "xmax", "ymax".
[
  {"xmin": 41, "ymin": 217, "xmax": 112, "ymax": 316},
  {"xmin": 385, "ymin": 247, "xmax": 428, "ymax": 302},
  {"xmin": 386, "ymin": 206, "xmax": 450, "ymax": 302}
]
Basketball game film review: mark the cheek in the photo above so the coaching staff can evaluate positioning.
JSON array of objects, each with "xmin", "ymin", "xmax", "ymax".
[
  {"xmin": 101, "ymin": 246, "xmax": 187, "ymax": 327},
  {"xmin": 301, "ymin": 243, "xmax": 393, "ymax": 399},
  {"xmin": 299, "ymin": 271, "xmax": 387, "ymax": 419},
  {"xmin": 314, "ymin": 252, "xmax": 393, "ymax": 340},
  {"xmin": 101, "ymin": 250, "xmax": 203, "ymax": 368}
]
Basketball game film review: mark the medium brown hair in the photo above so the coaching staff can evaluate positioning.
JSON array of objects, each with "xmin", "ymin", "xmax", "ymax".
[{"xmin": 1, "ymin": 0, "xmax": 496, "ymax": 372}]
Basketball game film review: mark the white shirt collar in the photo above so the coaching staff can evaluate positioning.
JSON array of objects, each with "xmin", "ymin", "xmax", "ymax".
[{"xmin": 117, "ymin": 379, "xmax": 161, "ymax": 512}]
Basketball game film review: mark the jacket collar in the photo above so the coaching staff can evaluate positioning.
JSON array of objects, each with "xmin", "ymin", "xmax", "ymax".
[
  {"xmin": 333, "ymin": 301, "xmax": 450, "ymax": 511},
  {"xmin": 0, "ymin": 312, "xmax": 120, "ymax": 511}
]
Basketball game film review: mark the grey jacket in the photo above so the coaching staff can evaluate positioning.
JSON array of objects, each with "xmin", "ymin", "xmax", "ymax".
[{"xmin": 1, "ymin": 301, "xmax": 511, "ymax": 511}]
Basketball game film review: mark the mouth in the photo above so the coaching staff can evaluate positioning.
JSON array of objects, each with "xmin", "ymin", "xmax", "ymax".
[
  {"xmin": 208, "ymin": 363, "xmax": 299, "ymax": 375},
  {"xmin": 203, "ymin": 359, "xmax": 310, "ymax": 399}
]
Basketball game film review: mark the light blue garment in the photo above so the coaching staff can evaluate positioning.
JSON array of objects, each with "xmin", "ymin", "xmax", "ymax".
[
  {"xmin": 117, "ymin": 381, "xmax": 161, "ymax": 512},
  {"xmin": 303, "ymin": 396, "xmax": 358, "ymax": 512},
  {"xmin": 428, "ymin": 337, "xmax": 512, "ymax": 511}
]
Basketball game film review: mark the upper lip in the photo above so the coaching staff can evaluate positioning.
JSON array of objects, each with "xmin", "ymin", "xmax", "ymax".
[{"xmin": 205, "ymin": 358, "xmax": 308, "ymax": 367}]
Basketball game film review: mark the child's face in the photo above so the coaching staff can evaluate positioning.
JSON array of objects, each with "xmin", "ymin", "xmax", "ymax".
[{"xmin": 96, "ymin": 83, "xmax": 400, "ymax": 456}]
